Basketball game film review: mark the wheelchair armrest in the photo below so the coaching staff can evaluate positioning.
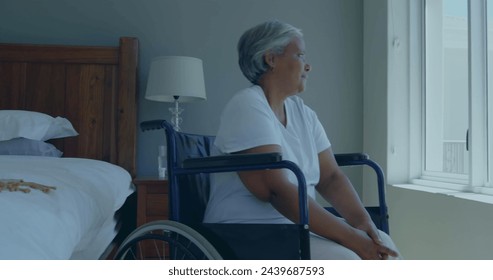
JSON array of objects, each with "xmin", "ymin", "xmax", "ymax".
[
  {"xmin": 180, "ymin": 152, "xmax": 310, "ymax": 228},
  {"xmin": 334, "ymin": 153, "xmax": 369, "ymax": 166},
  {"xmin": 182, "ymin": 153, "xmax": 282, "ymax": 169},
  {"xmin": 334, "ymin": 152, "xmax": 389, "ymax": 233}
]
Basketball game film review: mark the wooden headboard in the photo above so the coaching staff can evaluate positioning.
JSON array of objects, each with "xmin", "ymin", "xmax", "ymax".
[{"xmin": 0, "ymin": 37, "xmax": 138, "ymax": 177}]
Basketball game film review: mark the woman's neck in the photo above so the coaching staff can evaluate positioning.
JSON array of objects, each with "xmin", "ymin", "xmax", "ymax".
[{"xmin": 258, "ymin": 83, "xmax": 287, "ymax": 126}]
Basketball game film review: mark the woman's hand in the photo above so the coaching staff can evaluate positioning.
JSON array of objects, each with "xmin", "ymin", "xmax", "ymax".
[
  {"xmin": 355, "ymin": 220, "xmax": 383, "ymax": 245},
  {"xmin": 349, "ymin": 227, "xmax": 399, "ymax": 260}
]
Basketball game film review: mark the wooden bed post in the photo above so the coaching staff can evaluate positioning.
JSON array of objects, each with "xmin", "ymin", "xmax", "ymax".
[{"xmin": 117, "ymin": 37, "xmax": 138, "ymax": 178}]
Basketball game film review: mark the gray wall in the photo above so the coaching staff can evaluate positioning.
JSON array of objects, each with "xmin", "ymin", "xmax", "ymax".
[{"xmin": 0, "ymin": 0, "xmax": 364, "ymax": 186}]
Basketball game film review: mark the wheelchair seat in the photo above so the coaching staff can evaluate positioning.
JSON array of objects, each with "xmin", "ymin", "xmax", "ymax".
[{"xmin": 115, "ymin": 120, "xmax": 389, "ymax": 260}]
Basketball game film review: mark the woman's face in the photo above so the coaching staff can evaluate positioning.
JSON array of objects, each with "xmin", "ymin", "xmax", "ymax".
[{"xmin": 273, "ymin": 36, "xmax": 311, "ymax": 94}]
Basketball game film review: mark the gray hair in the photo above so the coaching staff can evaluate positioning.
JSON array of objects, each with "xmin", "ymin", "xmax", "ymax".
[{"xmin": 237, "ymin": 20, "xmax": 303, "ymax": 84}]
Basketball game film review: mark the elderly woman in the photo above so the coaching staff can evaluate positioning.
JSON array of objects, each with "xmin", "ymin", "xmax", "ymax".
[{"xmin": 203, "ymin": 20, "xmax": 400, "ymax": 260}]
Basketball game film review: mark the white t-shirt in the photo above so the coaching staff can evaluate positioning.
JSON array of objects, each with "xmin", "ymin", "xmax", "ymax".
[{"xmin": 203, "ymin": 85, "xmax": 331, "ymax": 224}]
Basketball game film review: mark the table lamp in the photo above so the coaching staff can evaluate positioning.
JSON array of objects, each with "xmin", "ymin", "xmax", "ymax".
[{"xmin": 145, "ymin": 56, "xmax": 207, "ymax": 131}]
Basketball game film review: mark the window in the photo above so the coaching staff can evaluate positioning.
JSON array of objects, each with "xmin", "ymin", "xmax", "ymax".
[
  {"xmin": 424, "ymin": 0, "xmax": 469, "ymax": 178},
  {"xmin": 423, "ymin": 0, "xmax": 470, "ymax": 182},
  {"xmin": 415, "ymin": 0, "xmax": 492, "ymax": 193}
]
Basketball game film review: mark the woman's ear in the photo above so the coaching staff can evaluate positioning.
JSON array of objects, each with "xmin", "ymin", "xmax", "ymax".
[{"xmin": 264, "ymin": 51, "xmax": 276, "ymax": 69}]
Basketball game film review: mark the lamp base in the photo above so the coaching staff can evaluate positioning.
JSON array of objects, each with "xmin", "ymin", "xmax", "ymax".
[{"xmin": 169, "ymin": 98, "xmax": 183, "ymax": 131}]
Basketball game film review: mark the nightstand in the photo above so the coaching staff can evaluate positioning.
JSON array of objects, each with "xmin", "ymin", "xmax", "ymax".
[
  {"xmin": 131, "ymin": 177, "xmax": 169, "ymax": 259},
  {"xmin": 133, "ymin": 177, "xmax": 169, "ymax": 227}
]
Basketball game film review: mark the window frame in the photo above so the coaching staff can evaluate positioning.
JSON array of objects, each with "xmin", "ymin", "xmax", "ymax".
[{"xmin": 408, "ymin": 0, "xmax": 492, "ymax": 195}]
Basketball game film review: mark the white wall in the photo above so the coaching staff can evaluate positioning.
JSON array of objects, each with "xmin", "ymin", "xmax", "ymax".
[
  {"xmin": 0, "ymin": 0, "xmax": 365, "ymax": 188},
  {"xmin": 388, "ymin": 185, "xmax": 493, "ymax": 259}
]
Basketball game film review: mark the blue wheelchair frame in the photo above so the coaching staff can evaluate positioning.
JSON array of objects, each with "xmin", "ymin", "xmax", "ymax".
[{"xmin": 141, "ymin": 120, "xmax": 389, "ymax": 259}]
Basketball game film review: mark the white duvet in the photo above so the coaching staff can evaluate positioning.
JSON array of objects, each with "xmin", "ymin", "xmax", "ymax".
[{"xmin": 0, "ymin": 155, "xmax": 134, "ymax": 260}]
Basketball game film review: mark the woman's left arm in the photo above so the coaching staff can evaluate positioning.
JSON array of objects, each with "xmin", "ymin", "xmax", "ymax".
[{"xmin": 315, "ymin": 147, "xmax": 383, "ymax": 244}]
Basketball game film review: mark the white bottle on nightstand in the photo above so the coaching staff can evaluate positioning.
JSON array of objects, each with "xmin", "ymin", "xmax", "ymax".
[{"xmin": 158, "ymin": 145, "xmax": 167, "ymax": 179}]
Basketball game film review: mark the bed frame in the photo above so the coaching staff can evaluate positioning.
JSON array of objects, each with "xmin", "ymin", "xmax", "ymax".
[{"xmin": 0, "ymin": 37, "xmax": 138, "ymax": 177}]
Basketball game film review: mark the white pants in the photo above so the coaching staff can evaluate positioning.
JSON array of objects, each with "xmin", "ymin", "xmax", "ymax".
[{"xmin": 309, "ymin": 230, "xmax": 401, "ymax": 260}]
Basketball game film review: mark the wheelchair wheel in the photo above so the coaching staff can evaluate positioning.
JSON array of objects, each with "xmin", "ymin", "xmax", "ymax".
[{"xmin": 115, "ymin": 220, "xmax": 222, "ymax": 260}]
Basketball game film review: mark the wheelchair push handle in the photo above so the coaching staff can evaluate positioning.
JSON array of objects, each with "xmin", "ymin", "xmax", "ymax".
[{"xmin": 140, "ymin": 119, "xmax": 167, "ymax": 132}]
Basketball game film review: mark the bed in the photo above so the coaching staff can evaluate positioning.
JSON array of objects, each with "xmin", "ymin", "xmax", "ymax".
[{"xmin": 0, "ymin": 37, "xmax": 138, "ymax": 259}]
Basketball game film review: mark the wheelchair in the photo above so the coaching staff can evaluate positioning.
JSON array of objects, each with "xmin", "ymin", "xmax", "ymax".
[{"xmin": 115, "ymin": 120, "xmax": 389, "ymax": 260}]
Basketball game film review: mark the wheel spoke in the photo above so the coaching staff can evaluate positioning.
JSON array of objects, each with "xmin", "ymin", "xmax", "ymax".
[{"xmin": 114, "ymin": 220, "xmax": 222, "ymax": 260}]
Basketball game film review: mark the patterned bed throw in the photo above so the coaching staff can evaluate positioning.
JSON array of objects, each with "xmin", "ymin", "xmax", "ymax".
[{"xmin": 0, "ymin": 179, "xmax": 56, "ymax": 193}]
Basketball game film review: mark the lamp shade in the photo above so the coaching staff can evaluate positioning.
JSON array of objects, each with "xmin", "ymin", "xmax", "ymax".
[{"xmin": 145, "ymin": 56, "xmax": 207, "ymax": 102}]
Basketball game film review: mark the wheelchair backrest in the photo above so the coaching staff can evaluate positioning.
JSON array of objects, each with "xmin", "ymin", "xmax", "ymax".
[{"xmin": 163, "ymin": 121, "xmax": 215, "ymax": 225}]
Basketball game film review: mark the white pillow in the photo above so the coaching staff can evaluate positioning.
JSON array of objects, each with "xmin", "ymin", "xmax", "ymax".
[
  {"xmin": 0, "ymin": 138, "xmax": 63, "ymax": 157},
  {"xmin": 0, "ymin": 110, "xmax": 78, "ymax": 141}
]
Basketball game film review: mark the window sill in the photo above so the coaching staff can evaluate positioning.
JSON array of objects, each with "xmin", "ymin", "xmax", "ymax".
[{"xmin": 391, "ymin": 182, "xmax": 493, "ymax": 205}]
